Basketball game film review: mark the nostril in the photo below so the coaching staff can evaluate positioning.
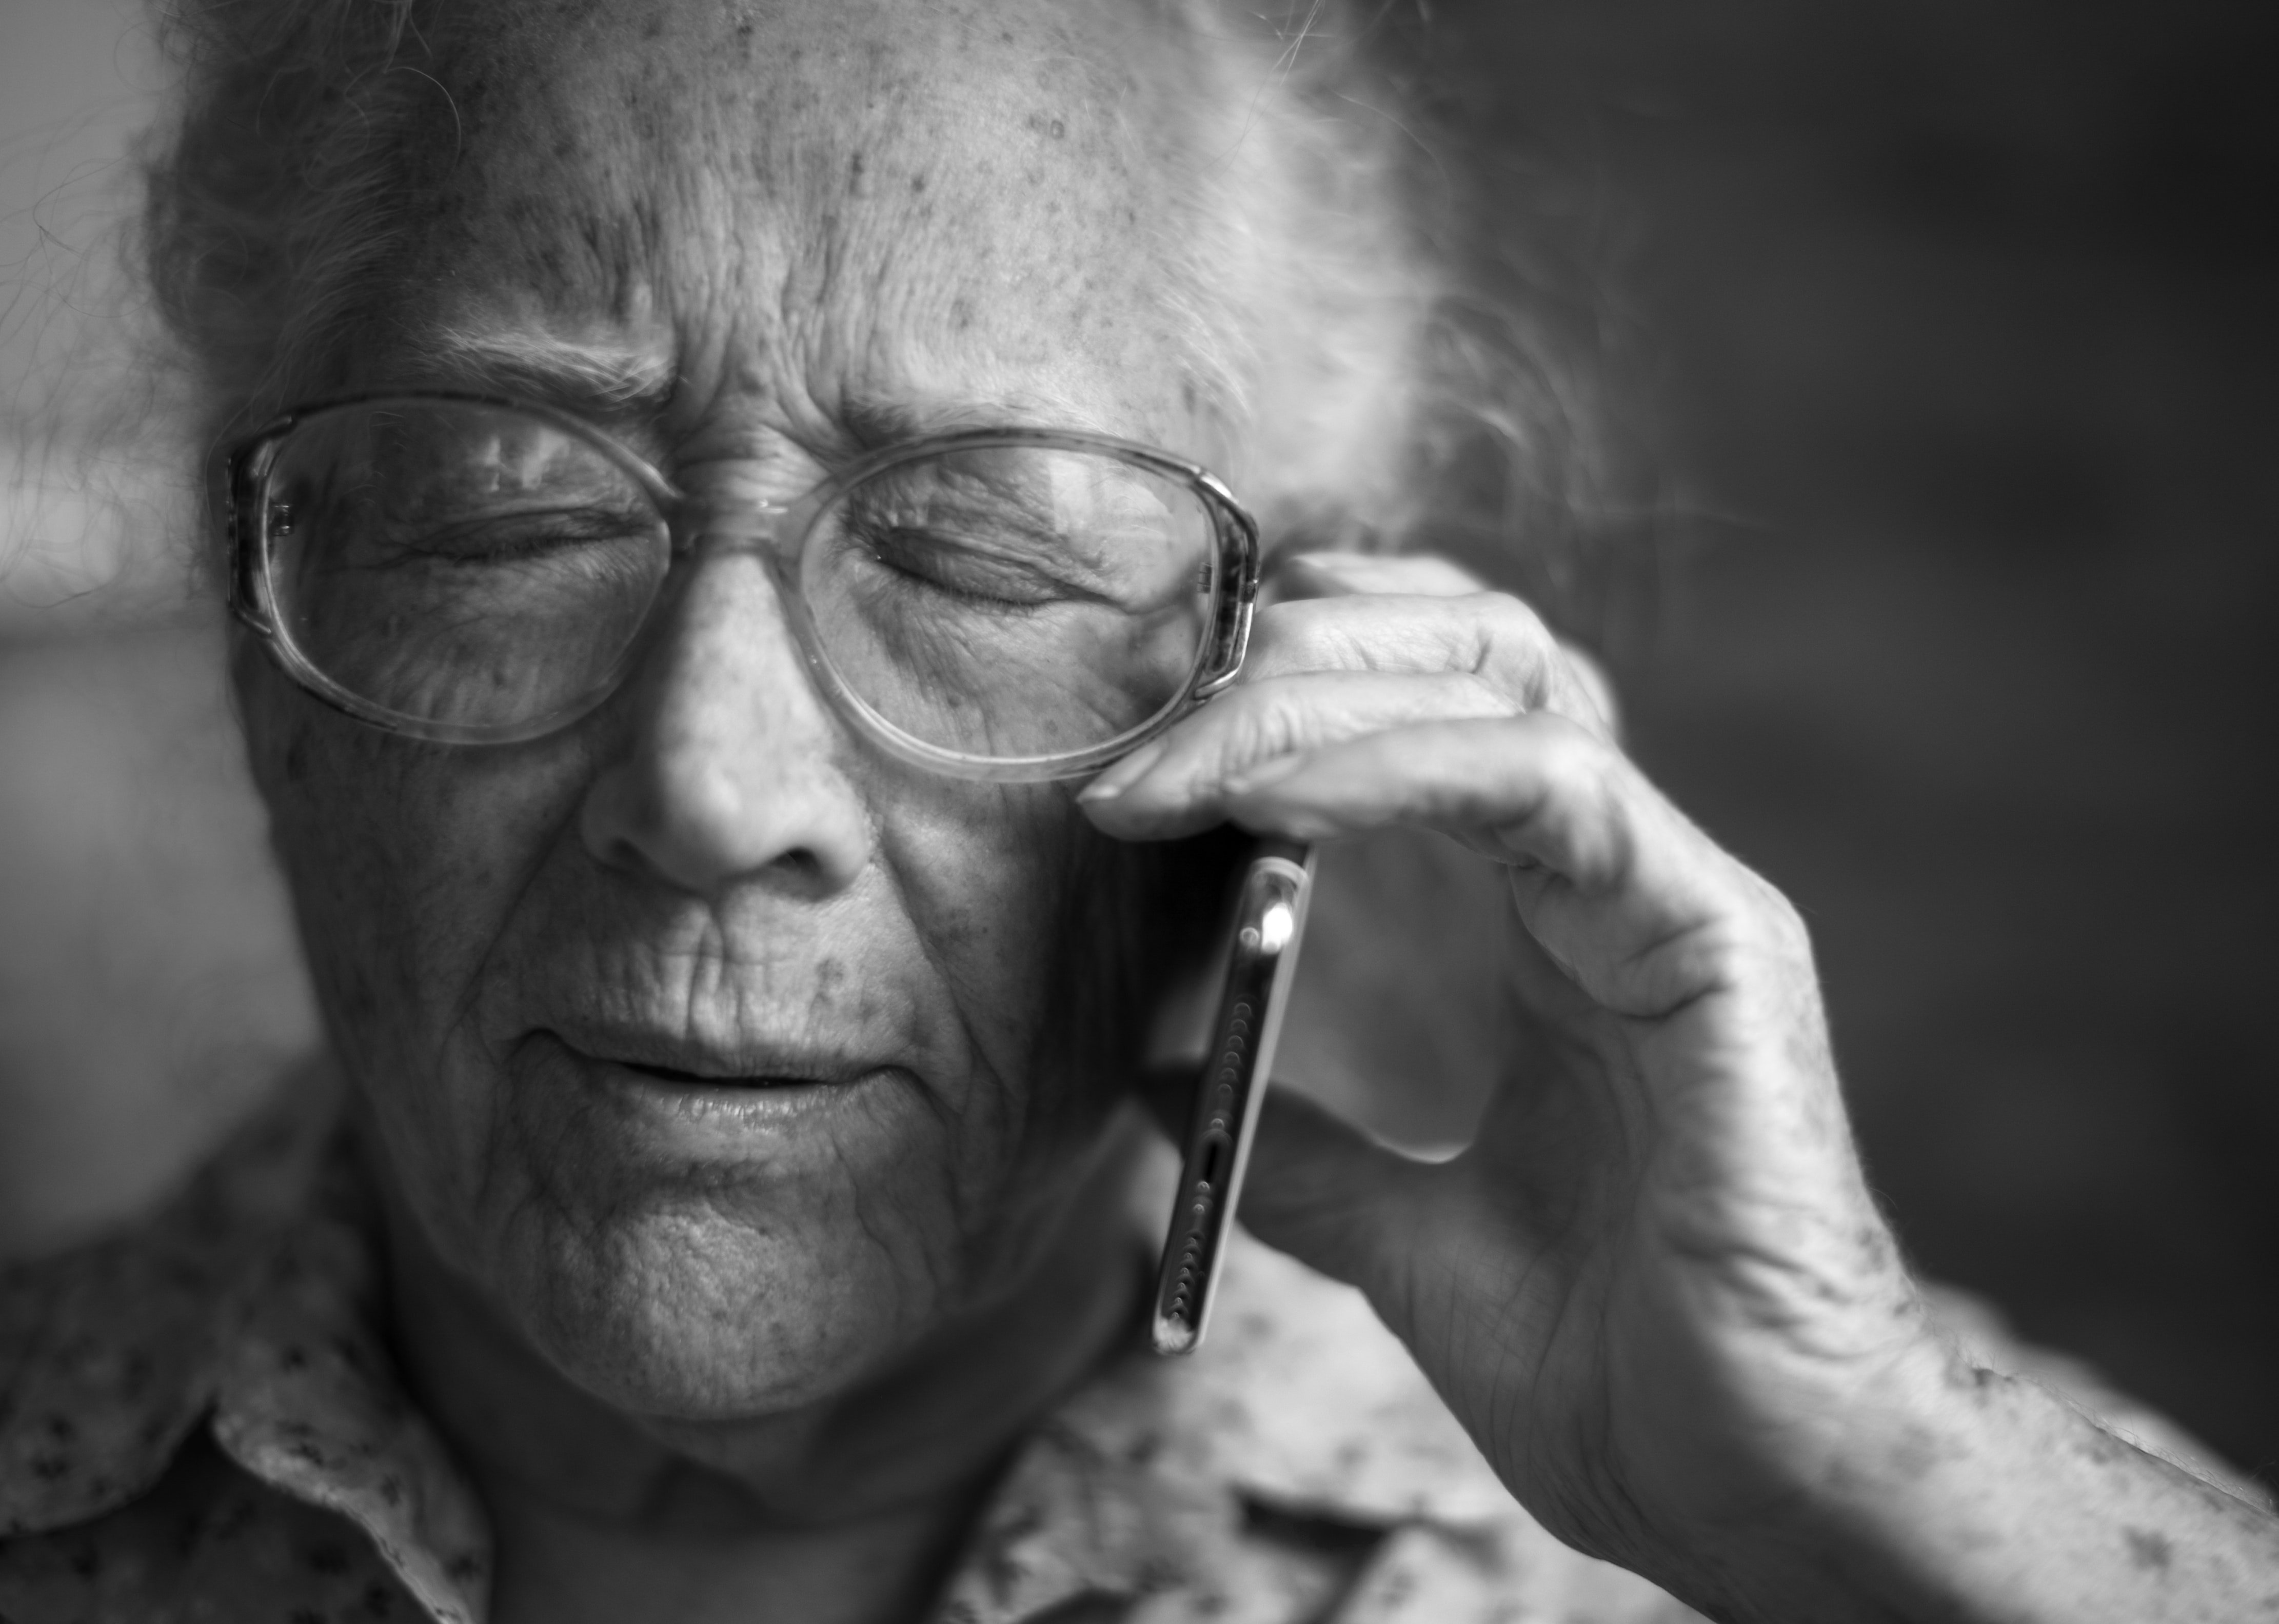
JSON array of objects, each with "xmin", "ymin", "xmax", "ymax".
[
  {"xmin": 588, "ymin": 830, "xmax": 648, "ymax": 879},
  {"xmin": 580, "ymin": 749, "xmax": 869, "ymax": 898},
  {"xmin": 760, "ymin": 845, "xmax": 836, "ymax": 896}
]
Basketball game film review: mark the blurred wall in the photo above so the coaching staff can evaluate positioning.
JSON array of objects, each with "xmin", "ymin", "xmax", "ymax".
[
  {"xmin": 2, "ymin": 0, "xmax": 2274, "ymax": 1490},
  {"xmin": 1460, "ymin": 0, "xmax": 2279, "ymax": 1483},
  {"xmin": 1, "ymin": 0, "xmax": 183, "ymax": 623}
]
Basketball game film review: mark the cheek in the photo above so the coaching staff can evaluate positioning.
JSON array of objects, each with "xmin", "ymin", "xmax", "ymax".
[
  {"xmin": 873, "ymin": 784, "xmax": 1081, "ymax": 1099},
  {"xmin": 877, "ymin": 779, "xmax": 1204, "ymax": 1198},
  {"xmin": 241, "ymin": 669, "xmax": 583, "ymax": 1202},
  {"xmin": 845, "ymin": 782, "xmax": 1096, "ymax": 1230},
  {"xmin": 266, "ymin": 734, "xmax": 565, "ymax": 1020}
]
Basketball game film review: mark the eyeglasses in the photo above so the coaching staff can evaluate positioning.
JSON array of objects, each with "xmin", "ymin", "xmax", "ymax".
[{"xmin": 220, "ymin": 395, "xmax": 1263, "ymax": 781}]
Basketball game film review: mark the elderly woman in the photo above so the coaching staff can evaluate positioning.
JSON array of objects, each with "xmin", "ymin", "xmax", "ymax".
[{"xmin": 3, "ymin": 1, "xmax": 2275, "ymax": 1620}]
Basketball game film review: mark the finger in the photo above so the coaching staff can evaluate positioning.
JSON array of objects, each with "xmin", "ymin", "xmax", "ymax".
[
  {"xmin": 1267, "ymin": 550, "xmax": 1616, "ymax": 738},
  {"xmin": 1214, "ymin": 715, "xmax": 1783, "ymax": 1021},
  {"xmin": 1080, "ymin": 670, "xmax": 1518, "ymax": 838},
  {"xmin": 1241, "ymin": 593, "xmax": 1613, "ymax": 739},
  {"xmin": 1275, "ymin": 550, "xmax": 1488, "ymax": 600},
  {"xmin": 1236, "ymin": 1086, "xmax": 1436, "ymax": 1307}
]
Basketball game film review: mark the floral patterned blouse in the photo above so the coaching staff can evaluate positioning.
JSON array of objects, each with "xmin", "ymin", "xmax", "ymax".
[{"xmin": 0, "ymin": 1065, "xmax": 1703, "ymax": 1623}]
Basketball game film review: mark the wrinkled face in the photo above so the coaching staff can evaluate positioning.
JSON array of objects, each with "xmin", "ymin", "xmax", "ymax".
[{"xmin": 236, "ymin": 0, "xmax": 1240, "ymax": 1419}]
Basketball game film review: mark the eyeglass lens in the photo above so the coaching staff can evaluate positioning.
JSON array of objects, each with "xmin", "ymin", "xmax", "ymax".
[{"xmin": 257, "ymin": 400, "xmax": 1220, "ymax": 761}]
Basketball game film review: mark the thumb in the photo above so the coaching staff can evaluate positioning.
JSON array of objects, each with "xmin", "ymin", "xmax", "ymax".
[{"xmin": 1237, "ymin": 1085, "xmax": 1431, "ymax": 1307}]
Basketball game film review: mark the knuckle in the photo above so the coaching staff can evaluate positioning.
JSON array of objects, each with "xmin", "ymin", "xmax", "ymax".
[
  {"xmin": 1521, "ymin": 709, "xmax": 1608, "ymax": 786},
  {"xmin": 1511, "ymin": 713, "xmax": 1631, "ymax": 881},
  {"xmin": 1467, "ymin": 592, "xmax": 1556, "ymax": 697},
  {"xmin": 1558, "ymin": 643, "xmax": 1620, "ymax": 728},
  {"xmin": 1476, "ymin": 589, "xmax": 1551, "ymax": 645},
  {"xmin": 1754, "ymin": 881, "xmax": 1816, "ymax": 963},
  {"xmin": 1706, "ymin": 867, "xmax": 1813, "ymax": 971}
]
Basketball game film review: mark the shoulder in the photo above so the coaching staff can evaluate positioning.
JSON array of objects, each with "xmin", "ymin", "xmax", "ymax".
[
  {"xmin": 0, "ymin": 1068, "xmax": 339, "ymax": 1539},
  {"xmin": 0, "ymin": 1430, "xmax": 417, "ymax": 1623},
  {"xmin": 0, "ymin": 1066, "xmax": 468, "ymax": 1623}
]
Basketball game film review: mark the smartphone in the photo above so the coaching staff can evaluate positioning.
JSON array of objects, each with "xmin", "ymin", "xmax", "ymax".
[{"xmin": 1150, "ymin": 837, "xmax": 1317, "ymax": 1355}]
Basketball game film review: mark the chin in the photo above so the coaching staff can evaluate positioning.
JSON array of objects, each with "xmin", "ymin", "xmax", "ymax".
[{"xmin": 498, "ymin": 1169, "xmax": 962, "ymax": 1421}]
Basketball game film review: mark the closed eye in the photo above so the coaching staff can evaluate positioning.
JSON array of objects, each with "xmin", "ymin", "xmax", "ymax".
[
  {"xmin": 853, "ymin": 519, "xmax": 1107, "ymax": 610},
  {"xmin": 385, "ymin": 505, "xmax": 661, "ymax": 563}
]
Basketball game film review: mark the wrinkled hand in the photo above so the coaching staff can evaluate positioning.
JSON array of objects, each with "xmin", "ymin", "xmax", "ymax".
[{"xmin": 1080, "ymin": 553, "xmax": 1934, "ymax": 1605}]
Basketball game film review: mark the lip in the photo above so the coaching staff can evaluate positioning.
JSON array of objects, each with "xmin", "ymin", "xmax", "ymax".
[
  {"xmin": 520, "ymin": 1026, "xmax": 910, "ymax": 1137},
  {"xmin": 536, "ymin": 1020, "xmax": 879, "ymax": 1086}
]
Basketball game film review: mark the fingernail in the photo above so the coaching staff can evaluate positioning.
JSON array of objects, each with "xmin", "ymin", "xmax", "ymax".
[{"xmin": 1080, "ymin": 738, "xmax": 1168, "ymax": 801}]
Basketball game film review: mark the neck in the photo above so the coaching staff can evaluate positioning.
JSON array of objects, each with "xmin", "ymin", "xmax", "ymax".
[{"xmin": 371, "ymin": 1114, "xmax": 1154, "ymax": 1623}]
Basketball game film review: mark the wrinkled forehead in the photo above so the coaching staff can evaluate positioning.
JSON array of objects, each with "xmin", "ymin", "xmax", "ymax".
[{"xmin": 360, "ymin": 0, "xmax": 1226, "ymax": 446}]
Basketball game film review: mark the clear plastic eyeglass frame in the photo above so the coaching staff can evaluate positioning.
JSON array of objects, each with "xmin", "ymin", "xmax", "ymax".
[{"xmin": 219, "ymin": 394, "xmax": 1264, "ymax": 781}]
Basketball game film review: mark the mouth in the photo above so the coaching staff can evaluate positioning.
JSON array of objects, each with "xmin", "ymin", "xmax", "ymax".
[
  {"xmin": 538, "ymin": 1023, "xmax": 875, "ymax": 1089},
  {"xmin": 517, "ymin": 1025, "xmax": 907, "ymax": 1138},
  {"xmin": 613, "ymin": 1057, "xmax": 831, "ymax": 1090}
]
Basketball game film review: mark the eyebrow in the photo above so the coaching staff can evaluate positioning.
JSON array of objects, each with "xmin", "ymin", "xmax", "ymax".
[
  {"xmin": 401, "ymin": 330, "xmax": 679, "ymax": 418},
  {"xmin": 393, "ymin": 332, "xmax": 1132, "ymax": 453},
  {"xmin": 841, "ymin": 391, "xmax": 1122, "ymax": 451}
]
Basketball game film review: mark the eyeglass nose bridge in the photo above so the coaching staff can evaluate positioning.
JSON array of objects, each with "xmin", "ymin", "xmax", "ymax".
[
  {"xmin": 648, "ymin": 496, "xmax": 850, "ymax": 709},
  {"xmin": 673, "ymin": 495, "xmax": 802, "ymax": 559}
]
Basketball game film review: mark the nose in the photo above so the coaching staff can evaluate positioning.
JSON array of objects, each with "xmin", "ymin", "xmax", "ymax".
[{"xmin": 580, "ymin": 546, "xmax": 873, "ymax": 899}]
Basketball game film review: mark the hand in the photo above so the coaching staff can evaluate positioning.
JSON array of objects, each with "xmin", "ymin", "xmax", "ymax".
[{"xmin": 1079, "ymin": 553, "xmax": 1937, "ymax": 1610}]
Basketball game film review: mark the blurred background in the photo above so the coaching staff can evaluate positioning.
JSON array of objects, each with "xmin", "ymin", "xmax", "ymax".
[{"xmin": 4, "ymin": 0, "xmax": 2275, "ymax": 1492}]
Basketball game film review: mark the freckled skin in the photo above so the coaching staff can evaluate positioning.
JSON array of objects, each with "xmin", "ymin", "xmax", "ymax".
[
  {"xmin": 236, "ymin": 0, "xmax": 1228, "ymax": 1443},
  {"xmin": 343, "ymin": 0, "xmax": 1222, "ymax": 457}
]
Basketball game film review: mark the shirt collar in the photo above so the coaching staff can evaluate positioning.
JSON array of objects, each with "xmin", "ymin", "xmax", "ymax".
[{"xmin": 934, "ymin": 1230, "xmax": 1518, "ymax": 1623}]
